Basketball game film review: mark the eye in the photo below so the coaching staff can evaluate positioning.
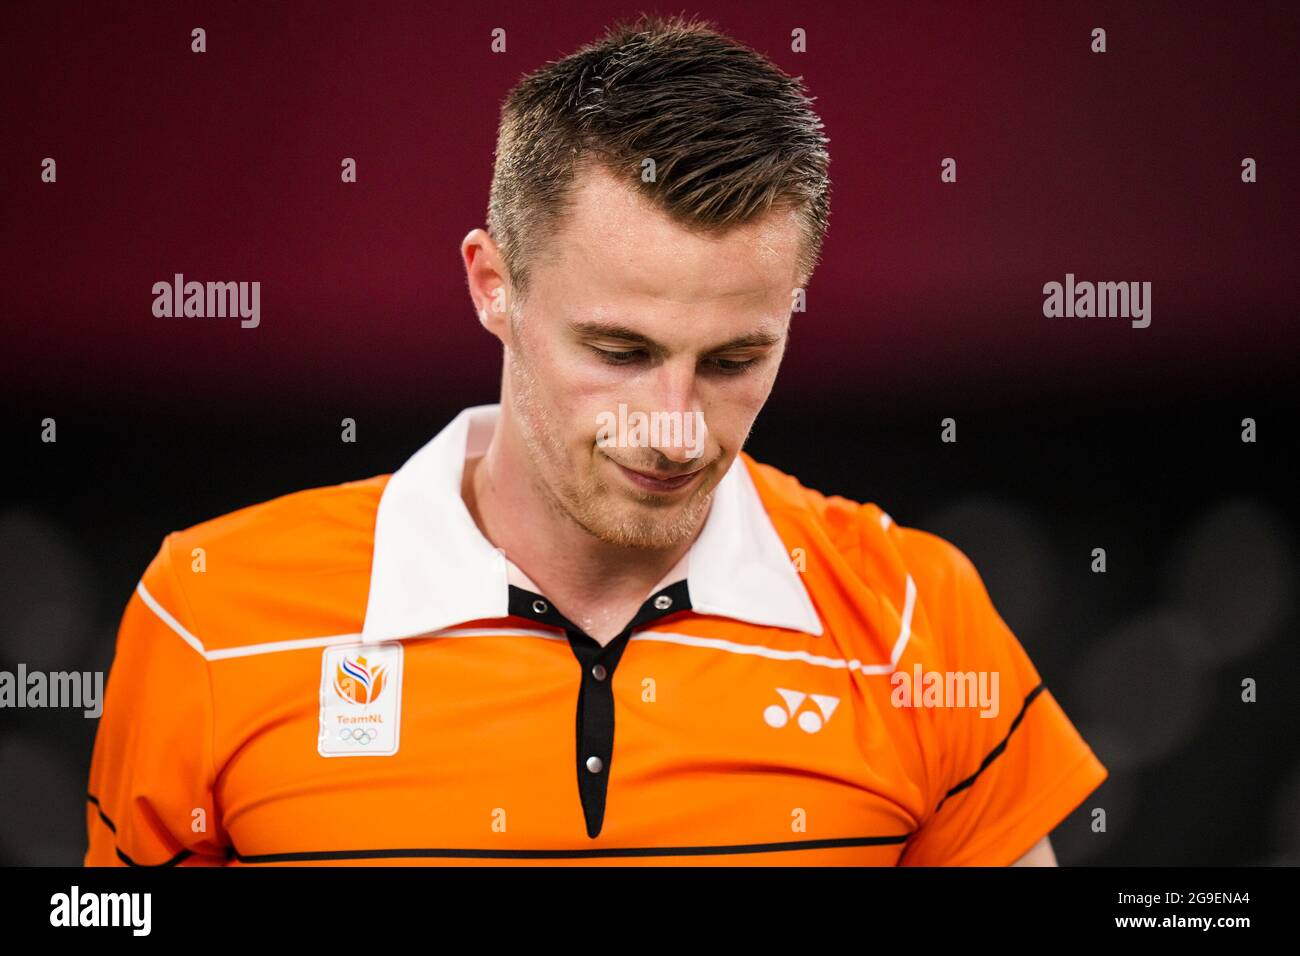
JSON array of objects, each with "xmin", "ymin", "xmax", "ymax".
[
  {"xmin": 706, "ymin": 356, "xmax": 759, "ymax": 375},
  {"xmin": 589, "ymin": 345, "xmax": 646, "ymax": 365}
]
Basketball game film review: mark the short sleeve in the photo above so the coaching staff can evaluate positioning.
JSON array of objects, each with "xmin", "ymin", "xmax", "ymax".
[
  {"xmin": 897, "ymin": 535, "xmax": 1107, "ymax": 866},
  {"xmin": 84, "ymin": 534, "xmax": 231, "ymax": 866}
]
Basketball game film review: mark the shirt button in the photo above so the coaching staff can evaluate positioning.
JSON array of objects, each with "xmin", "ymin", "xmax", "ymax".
[
  {"xmin": 654, "ymin": 594, "xmax": 673, "ymax": 610},
  {"xmin": 532, "ymin": 599, "xmax": 548, "ymax": 614},
  {"xmin": 586, "ymin": 756, "xmax": 603, "ymax": 774},
  {"xmin": 591, "ymin": 663, "xmax": 607, "ymax": 681}
]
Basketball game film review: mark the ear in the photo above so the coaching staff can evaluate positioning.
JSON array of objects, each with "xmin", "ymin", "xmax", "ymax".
[{"xmin": 460, "ymin": 228, "xmax": 512, "ymax": 342}]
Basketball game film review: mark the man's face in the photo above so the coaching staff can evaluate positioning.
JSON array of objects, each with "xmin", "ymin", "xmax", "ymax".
[{"xmin": 499, "ymin": 163, "xmax": 804, "ymax": 550}]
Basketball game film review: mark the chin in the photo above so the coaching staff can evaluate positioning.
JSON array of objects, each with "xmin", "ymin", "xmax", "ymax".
[{"xmin": 580, "ymin": 486, "xmax": 715, "ymax": 550}]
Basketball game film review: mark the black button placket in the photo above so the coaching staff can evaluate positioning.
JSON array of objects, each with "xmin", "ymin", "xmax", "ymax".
[{"xmin": 507, "ymin": 578, "xmax": 692, "ymax": 838}]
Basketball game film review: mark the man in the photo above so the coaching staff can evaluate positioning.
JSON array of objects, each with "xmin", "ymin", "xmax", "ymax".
[{"xmin": 85, "ymin": 14, "xmax": 1103, "ymax": 866}]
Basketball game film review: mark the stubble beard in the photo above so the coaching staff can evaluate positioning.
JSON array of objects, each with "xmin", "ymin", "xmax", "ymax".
[{"xmin": 506, "ymin": 340, "xmax": 717, "ymax": 552}]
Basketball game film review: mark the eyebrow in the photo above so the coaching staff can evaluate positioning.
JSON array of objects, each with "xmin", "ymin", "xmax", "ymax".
[{"xmin": 567, "ymin": 319, "xmax": 783, "ymax": 354}]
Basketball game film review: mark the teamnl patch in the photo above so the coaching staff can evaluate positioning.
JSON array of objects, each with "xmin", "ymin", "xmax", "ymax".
[{"xmin": 318, "ymin": 642, "xmax": 403, "ymax": 757}]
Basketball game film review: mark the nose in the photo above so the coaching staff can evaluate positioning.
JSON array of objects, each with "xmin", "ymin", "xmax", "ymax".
[{"xmin": 643, "ymin": 361, "xmax": 708, "ymax": 465}]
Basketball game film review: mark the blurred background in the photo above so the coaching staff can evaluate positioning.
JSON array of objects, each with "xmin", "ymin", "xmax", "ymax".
[{"xmin": 1, "ymin": 0, "xmax": 1296, "ymax": 865}]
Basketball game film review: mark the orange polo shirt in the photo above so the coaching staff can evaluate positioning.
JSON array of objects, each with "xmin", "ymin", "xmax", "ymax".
[{"xmin": 85, "ymin": 403, "xmax": 1107, "ymax": 866}]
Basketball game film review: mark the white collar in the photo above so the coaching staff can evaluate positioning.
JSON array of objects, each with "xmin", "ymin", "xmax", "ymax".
[{"xmin": 361, "ymin": 403, "xmax": 823, "ymax": 643}]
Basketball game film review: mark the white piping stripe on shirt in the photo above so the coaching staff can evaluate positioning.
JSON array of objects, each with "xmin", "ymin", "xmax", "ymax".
[
  {"xmin": 137, "ymin": 581, "xmax": 569, "ymax": 661},
  {"xmin": 211, "ymin": 627, "xmax": 568, "ymax": 660},
  {"xmin": 440, "ymin": 576, "xmax": 916, "ymax": 671},
  {"xmin": 208, "ymin": 633, "xmax": 365, "ymax": 661},
  {"xmin": 135, "ymin": 581, "xmax": 205, "ymax": 657},
  {"xmin": 891, "ymin": 574, "xmax": 917, "ymax": 668},
  {"xmin": 135, "ymin": 575, "xmax": 915, "ymax": 671},
  {"xmin": 629, "ymin": 576, "xmax": 914, "ymax": 675},
  {"xmin": 629, "ymin": 629, "xmax": 885, "ymax": 672}
]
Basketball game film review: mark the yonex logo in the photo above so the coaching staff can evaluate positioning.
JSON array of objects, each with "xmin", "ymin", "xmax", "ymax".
[{"xmin": 763, "ymin": 688, "xmax": 840, "ymax": 733}]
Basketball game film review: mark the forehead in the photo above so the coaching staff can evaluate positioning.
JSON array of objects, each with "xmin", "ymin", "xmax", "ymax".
[{"xmin": 539, "ymin": 162, "xmax": 804, "ymax": 310}]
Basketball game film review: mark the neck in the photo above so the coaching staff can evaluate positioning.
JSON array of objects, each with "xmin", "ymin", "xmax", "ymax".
[{"xmin": 461, "ymin": 413, "xmax": 699, "ymax": 608}]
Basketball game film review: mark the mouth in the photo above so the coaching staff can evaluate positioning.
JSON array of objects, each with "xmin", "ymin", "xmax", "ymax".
[{"xmin": 609, "ymin": 457, "xmax": 708, "ymax": 494}]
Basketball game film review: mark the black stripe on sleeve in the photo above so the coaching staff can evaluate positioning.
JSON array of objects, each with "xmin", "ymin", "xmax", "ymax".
[
  {"xmin": 932, "ymin": 682, "xmax": 1047, "ymax": 816},
  {"xmin": 86, "ymin": 793, "xmax": 194, "ymax": 867}
]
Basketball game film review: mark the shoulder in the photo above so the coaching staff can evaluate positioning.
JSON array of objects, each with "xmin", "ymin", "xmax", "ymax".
[
  {"xmin": 740, "ymin": 452, "xmax": 978, "ymax": 602},
  {"xmin": 141, "ymin": 474, "xmax": 393, "ymax": 653},
  {"xmin": 166, "ymin": 473, "xmax": 390, "ymax": 560}
]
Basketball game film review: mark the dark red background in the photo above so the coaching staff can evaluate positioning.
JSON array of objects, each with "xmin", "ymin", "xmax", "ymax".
[
  {"xmin": 3, "ymin": 0, "xmax": 1296, "ymax": 422},
  {"xmin": 1, "ymin": 1, "xmax": 1298, "ymax": 868}
]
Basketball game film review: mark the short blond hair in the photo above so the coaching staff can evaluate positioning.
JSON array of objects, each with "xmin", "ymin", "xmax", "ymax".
[{"xmin": 486, "ymin": 13, "xmax": 832, "ymax": 303}]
